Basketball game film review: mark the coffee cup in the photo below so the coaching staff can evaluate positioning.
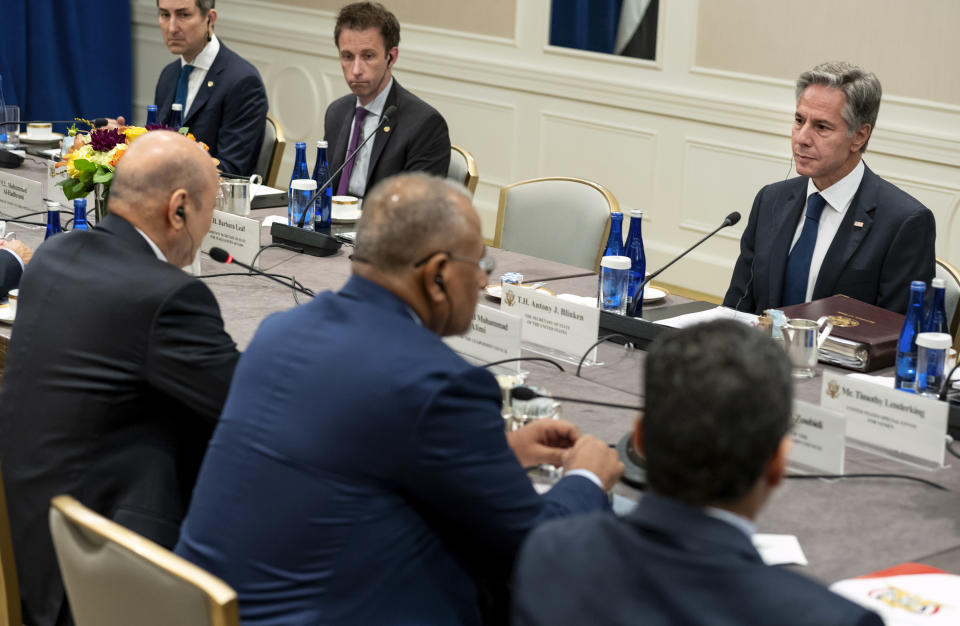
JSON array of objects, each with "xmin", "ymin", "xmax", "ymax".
[{"xmin": 782, "ymin": 316, "xmax": 833, "ymax": 378}]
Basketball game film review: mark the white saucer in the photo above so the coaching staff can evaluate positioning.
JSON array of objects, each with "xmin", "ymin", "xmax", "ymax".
[
  {"xmin": 331, "ymin": 207, "xmax": 362, "ymax": 224},
  {"xmin": 0, "ymin": 303, "xmax": 15, "ymax": 324},
  {"xmin": 21, "ymin": 132, "xmax": 64, "ymax": 144},
  {"xmin": 643, "ymin": 286, "xmax": 668, "ymax": 303}
]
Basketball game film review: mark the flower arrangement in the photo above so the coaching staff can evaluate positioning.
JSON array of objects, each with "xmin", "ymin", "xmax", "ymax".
[{"xmin": 58, "ymin": 120, "xmax": 210, "ymax": 219}]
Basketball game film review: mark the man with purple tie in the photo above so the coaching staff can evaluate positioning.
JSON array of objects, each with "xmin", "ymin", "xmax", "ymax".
[{"xmin": 324, "ymin": 2, "xmax": 451, "ymax": 198}]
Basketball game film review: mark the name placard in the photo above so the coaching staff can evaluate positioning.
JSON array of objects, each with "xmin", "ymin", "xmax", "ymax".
[
  {"xmin": 788, "ymin": 400, "xmax": 845, "ymax": 474},
  {"xmin": 0, "ymin": 170, "xmax": 43, "ymax": 218},
  {"xmin": 820, "ymin": 374, "xmax": 948, "ymax": 466},
  {"xmin": 500, "ymin": 285, "xmax": 599, "ymax": 362},
  {"xmin": 44, "ymin": 162, "xmax": 90, "ymax": 206},
  {"xmin": 444, "ymin": 304, "xmax": 522, "ymax": 368},
  {"xmin": 201, "ymin": 209, "xmax": 261, "ymax": 267}
]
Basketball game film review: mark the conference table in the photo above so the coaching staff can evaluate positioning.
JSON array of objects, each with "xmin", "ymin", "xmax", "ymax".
[{"xmin": 3, "ymin": 159, "xmax": 960, "ymax": 587}]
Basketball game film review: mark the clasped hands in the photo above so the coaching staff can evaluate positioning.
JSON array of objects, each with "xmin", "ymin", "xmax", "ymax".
[{"xmin": 507, "ymin": 419, "xmax": 624, "ymax": 490}]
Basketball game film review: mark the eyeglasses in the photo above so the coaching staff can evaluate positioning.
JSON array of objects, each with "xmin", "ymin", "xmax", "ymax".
[{"xmin": 414, "ymin": 250, "xmax": 496, "ymax": 276}]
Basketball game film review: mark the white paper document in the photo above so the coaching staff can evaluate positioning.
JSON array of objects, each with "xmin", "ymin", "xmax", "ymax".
[
  {"xmin": 752, "ymin": 533, "xmax": 809, "ymax": 566},
  {"xmin": 655, "ymin": 305, "xmax": 758, "ymax": 329}
]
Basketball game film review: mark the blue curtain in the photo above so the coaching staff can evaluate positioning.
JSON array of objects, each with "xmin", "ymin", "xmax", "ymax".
[
  {"xmin": 0, "ymin": 1, "xmax": 132, "ymax": 134},
  {"xmin": 550, "ymin": 0, "xmax": 623, "ymax": 55}
]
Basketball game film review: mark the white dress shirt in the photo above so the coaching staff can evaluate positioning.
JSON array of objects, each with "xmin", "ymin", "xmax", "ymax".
[
  {"xmin": 134, "ymin": 227, "xmax": 168, "ymax": 262},
  {"xmin": 344, "ymin": 77, "xmax": 393, "ymax": 198},
  {"xmin": 704, "ymin": 505, "xmax": 756, "ymax": 539},
  {"xmin": 789, "ymin": 159, "xmax": 865, "ymax": 302},
  {"xmin": 181, "ymin": 34, "xmax": 221, "ymax": 120}
]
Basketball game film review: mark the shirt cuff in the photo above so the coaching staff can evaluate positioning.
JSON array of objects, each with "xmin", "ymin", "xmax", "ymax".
[{"xmin": 563, "ymin": 469, "xmax": 604, "ymax": 490}]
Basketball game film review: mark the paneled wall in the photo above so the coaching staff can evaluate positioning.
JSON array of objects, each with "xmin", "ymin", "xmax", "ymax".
[{"xmin": 131, "ymin": 0, "xmax": 960, "ymax": 299}]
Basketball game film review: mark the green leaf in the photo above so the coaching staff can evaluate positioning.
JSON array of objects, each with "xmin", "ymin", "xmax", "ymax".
[
  {"xmin": 73, "ymin": 158, "xmax": 96, "ymax": 174},
  {"xmin": 92, "ymin": 168, "xmax": 114, "ymax": 184},
  {"xmin": 59, "ymin": 178, "xmax": 89, "ymax": 200},
  {"xmin": 179, "ymin": 126, "xmax": 190, "ymax": 135}
]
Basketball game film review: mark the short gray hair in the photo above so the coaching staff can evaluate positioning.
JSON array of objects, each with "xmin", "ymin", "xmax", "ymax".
[
  {"xmin": 354, "ymin": 173, "xmax": 472, "ymax": 272},
  {"xmin": 796, "ymin": 61, "xmax": 881, "ymax": 152}
]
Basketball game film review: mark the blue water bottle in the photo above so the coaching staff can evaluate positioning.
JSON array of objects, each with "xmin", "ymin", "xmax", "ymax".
[
  {"xmin": 169, "ymin": 103, "xmax": 183, "ymax": 129},
  {"xmin": 146, "ymin": 104, "xmax": 158, "ymax": 126},
  {"xmin": 72, "ymin": 198, "xmax": 89, "ymax": 231},
  {"xmin": 603, "ymin": 212, "xmax": 624, "ymax": 257},
  {"xmin": 624, "ymin": 210, "xmax": 646, "ymax": 317},
  {"xmin": 45, "ymin": 205, "xmax": 63, "ymax": 240},
  {"xmin": 289, "ymin": 142, "xmax": 309, "ymax": 226},
  {"xmin": 925, "ymin": 278, "xmax": 948, "ymax": 333},
  {"xmin": 895, "ymin": 281, "xmax": 927, "ymax": 391},
  {"xmin": 311, "ymin": 140, "xmax": 332, "ymax": 232}
]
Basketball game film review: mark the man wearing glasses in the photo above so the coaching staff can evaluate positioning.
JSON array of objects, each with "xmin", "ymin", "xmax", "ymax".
[{"xmin": 175, "ymin": 173, "xmax": 622, "ymax": 625}]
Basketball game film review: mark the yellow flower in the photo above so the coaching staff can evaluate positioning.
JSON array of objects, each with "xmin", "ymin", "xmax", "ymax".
[{"xmin": 123, "ymin": 126, "xmax": 148, "ymax": 143}]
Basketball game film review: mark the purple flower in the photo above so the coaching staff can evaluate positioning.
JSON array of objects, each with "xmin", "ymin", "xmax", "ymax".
[
  {"xmin": 89, "ymin": 128, "xmax": 126, "ymax": 152},
  {"xmin": 145, "ymin": 123, "xmax": 174, "ymax": 131}
]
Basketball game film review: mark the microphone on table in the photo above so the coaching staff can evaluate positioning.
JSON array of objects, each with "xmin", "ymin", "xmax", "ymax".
[
  {"xmin": 208, "ymin": 246, "xmax": 315, "ymax": 297},
  {"xmin": 625, "ymin": 211, "xmax": 741, "ymax": 317},
  {"xmin": 509, "ymin": 385, "xmax": 643, "ymax": 412},
  {"xmin": 270, "ymin": 104, "xmax": 398, "ymax": 257}
]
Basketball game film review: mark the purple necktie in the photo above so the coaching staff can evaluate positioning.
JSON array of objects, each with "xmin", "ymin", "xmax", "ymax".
[{"xmin": 337, "ymin": 107, "xmax": 370, "ymax": 196}]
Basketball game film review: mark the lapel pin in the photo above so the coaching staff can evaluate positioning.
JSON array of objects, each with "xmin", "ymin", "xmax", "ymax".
[
  {"xmin": 854, "ymin": 221, "xmax": 864, "ymax": 228},
  {"xmin": 207, "ymin": 80, "xmax": 214, "ymax": 88},
  {"xmin": 383, "ymin": 126, "xmax": 391, "ymax": 133}
]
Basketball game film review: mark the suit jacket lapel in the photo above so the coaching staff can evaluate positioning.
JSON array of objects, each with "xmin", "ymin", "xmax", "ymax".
[
  {"xmin": 813, "ymin": 166, "xmax": 876, "ymax": 298},
  {"xmin": 184, "ymin": 47, "xmax": 225, "ymax": 127},
  {"xmin": 765, "ymin": 184, "xmax": 805, "ymax": 307},
  {"xmin": 364, "ymin": 81, "xmax": 399, "ymax": 190}
]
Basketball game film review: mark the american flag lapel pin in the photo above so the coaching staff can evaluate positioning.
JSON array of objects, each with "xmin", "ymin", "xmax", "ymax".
[{"xmin": 854, "ymin": 221, "xmax": 864, "ymax": 228}]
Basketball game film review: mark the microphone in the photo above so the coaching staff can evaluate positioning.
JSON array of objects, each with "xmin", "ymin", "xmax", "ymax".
[
  {"xmin": 510, "ymin": 385, "xmax": 643, "ymax": 412},
  {"xmin": 625, "ymin": 211, "xmax": 741, "ymax": 317},
  {"xmin": 296, "ymin": 104, "xmax": 397, "ymax": 228},
  {"xmin": 208, "ymin": 247, "xmax": 315, "ymax": 296}
]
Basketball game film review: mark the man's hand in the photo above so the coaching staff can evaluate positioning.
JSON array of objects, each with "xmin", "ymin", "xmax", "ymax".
[
  {"xmin": 507, "ymin": 419, "xmax": 579, "ymax": 467},
  {"xmin": 561, "ymin": 435, "xmax": 624, "ymax": 491},
  {"xmin": 0, "ymin": 240, "xmax": 33, "ymax": 265},
  {"xmin": 105, "ymin": 116, "xmax": 126, "ymax": 129}
]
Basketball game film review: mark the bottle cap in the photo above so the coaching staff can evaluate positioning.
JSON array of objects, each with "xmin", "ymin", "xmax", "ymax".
[
  {"xmin": 171, "ymin": 103, "xmax": 182, "ymax": 111},
  {"xmin": 74, "ymin": 198, "xmax": 87, "ymax": 209},
  {"xmin": 316, "ymin": 140, "xmax": 328, "ymax": 148},
  {"xmin": 295, "ymin": 141, "xmax": 306, "ymax": 149},
  {"xmin": 147, "ymin": 104, "xmax": 157, "ymax": 111},
  {"xmin": 916, "ymin": 332, "xmax": 952, "ymax": 350},
  {"xmin": 630, "ymin": 209, "xmax": 643, "ymax": 217},
  {"xmin": 600, "ymin": 256, "xmax": 631, "ymax": 270},
  {"xmin": 291, "ymin": 179, "xmax": 317, "ymax": 190},
  {"xmin": 910, "ymin": 280, "xmax": 926, "ymax": 290},
  {"xmin": 932, "ymin": 277, "xmax": 945, "ymax": 289}
]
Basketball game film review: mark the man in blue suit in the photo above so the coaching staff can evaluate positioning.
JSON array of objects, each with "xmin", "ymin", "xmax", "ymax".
[
  {"xmin": 513, "ymin": 320, "xmax": 883, "ymax": 626},
  {"xmin": 724, "ymin": 62, "xmax": 935, "ymax": 314},
  {"xmin": 152, "ymin": 0, "xmax": 267, "ymax": 176},
  {"xmin": 175, "ymin": 173, "xmax": 623, "ymax": 625}
]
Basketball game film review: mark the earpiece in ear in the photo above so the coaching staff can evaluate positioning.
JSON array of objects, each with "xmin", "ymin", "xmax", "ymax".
[
  {"xmin": 387, "ymin": 53, "xmax": 393, "ymax": 64},
  {"xmin": 434, "ymin": 274, "xmax": 445, "ymax": 292},
  {"xmin": 176, "ymin": 206, "xmax": 186, "ymax": 219}
]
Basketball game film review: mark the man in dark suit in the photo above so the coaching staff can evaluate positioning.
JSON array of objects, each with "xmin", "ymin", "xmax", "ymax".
[
  {"xmin": 724, "ymin": 62, "xmax": 935, "ymax": 314},
  {"xmin": 324, "ymin": 2, "xmax": 450, "ymax": 198},
  {"xmin": 175, "ymin": 173, "xmax": 622, "ymax": 625},
  {"xmin": 0, "ymin": 130, "xmax": 239, "ymax": 626},
  {"xmin": 153, "ymin": 0, "xmax": 267, "ymax": 176},
  {"xmin": 513, "ymin": 320, "xmax": 883, "ymax": 626},
  {"xmin": 0, "ymin": 239, "xmax": 31, "ymax": 298}
]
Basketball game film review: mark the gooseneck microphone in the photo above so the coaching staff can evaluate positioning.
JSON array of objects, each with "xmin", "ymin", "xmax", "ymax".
[
  {"xmin": 625, "ymin": 211, "xmax": 741, "ymax": 317},
  {"xmin": 209, "ymin": 247, "xmax": 315, "ymax": 296},
  {"xmin": 510, "ymin": 385, "xmax": 643, "ymax": 412},
  {"xmin": 295, "ymin": 104, "xmax": 397, "ymax": 228}
]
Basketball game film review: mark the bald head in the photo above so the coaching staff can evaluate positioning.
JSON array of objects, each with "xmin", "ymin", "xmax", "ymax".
[
  {"xmin": 353, "ymin": 173, "xmax": 487, "ymax": 337},
  {"xmin": 108, "ymin": 131, "xmax": 220, "ymax": 266},
  {"xmin": 354, "ymin": 173, "xmax": 474, "ymax": 274}
]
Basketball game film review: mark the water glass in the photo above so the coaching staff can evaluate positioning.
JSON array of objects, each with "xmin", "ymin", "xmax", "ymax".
[
  {"xmin": 289, "ymin": 179, "xmax": 316, "ymax": 228},
  {"xmin": 598, "ymin": 255, "xmax": 631, "ymax": 315},
  {"xmin": 2, "ymin": 106, "xmax": 19, "ymax": 149}
]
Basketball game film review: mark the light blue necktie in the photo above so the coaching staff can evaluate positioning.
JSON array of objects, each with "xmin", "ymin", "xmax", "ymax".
[
  {"xmin": 781, "ymin": 192, "xmax": 826, "ymax": 306},
  {"xmin": 174, "ymin": 64, "xmax": 195, "ymax": 111}
]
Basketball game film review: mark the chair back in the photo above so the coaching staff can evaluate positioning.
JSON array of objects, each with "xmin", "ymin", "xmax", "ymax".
[
  {"xmin": 448, "ymin": 145, "xmax": 479, "ymax": 197},
  {"xmin": 935, "ymin": 257, "xmax": 960, "ymax": 349},
  {"xmin": 254, "ymin": 114, "xmax": 286, "ymax": 188},
  {"xmin": 49, "ymin": 496, "xmax": 238, "ymax": 626},
  {"xmin": 494, "ymin": 177, "xmax": 619, "ymax": 272},
  {"xmin": 0, "ymin": 468, "xmax": 22, "ymax": 626}
]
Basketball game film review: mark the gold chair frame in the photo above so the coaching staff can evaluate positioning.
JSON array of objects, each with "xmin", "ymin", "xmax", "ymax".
[
  {"xmin": 935, "ymin": 256, "xmax": 960, "ymax": 350},
  {"xmin": 49, "ymin": 495, "xmax": 239, "ymax": 626},
  {"xmin": 450, "ymin": 144, "xmax": 479, "ymax": 196},
  {"xmin": 263, "ymin": 113, "xmax": 286, "ymax": 188},
  {"xmin": 493, "ymin": 176, "xmax": 620, "ymax": 272}
]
